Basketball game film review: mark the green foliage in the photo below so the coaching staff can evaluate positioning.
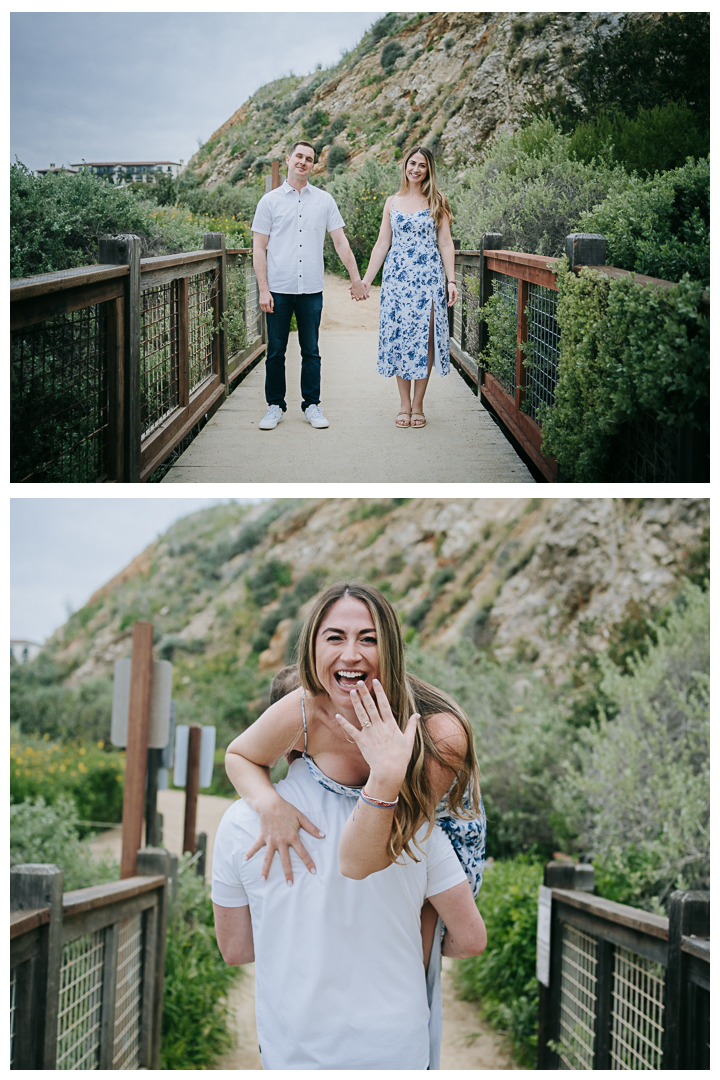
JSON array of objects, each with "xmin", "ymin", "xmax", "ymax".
[
  {"xmin": 302, "ymin": 107, "xmax": 330, "ymax": 140},
  {"xmin": 554, "ymin": 586, "xmax": 709, "ymax": 912},
  {"xmin": 325, "ymin": 158, "xmax": 398, "ymax": 278},
  {"xmin": 539, "ymin": 260, "xmax": 709, "ymax": 481},
  {"xmin": 246, "ymin": 560, "xmax": 293, "ymax": 607},
  {"xmin": 11, "ymin": 654, "xmax": 114, "ymax": 743},
  {"xmin": 326, "ymin": 145, "xmax": 350, "ymax": 174},
  {"xmin": 450, "ymin": 119, "xmax": 629, "ymax": 256},
  {"xmin": 10, "ymin": 795, "xmax": 118, "ymax": 890},
  {"xmin": 371, "ymin": 13, "xmax": 400, "ymax": 44},
  {"xmin": 161, "ymin": 864, "xmax": 240, "ymax": 1069},
  {"xmin": 455, "ymin": 857, "xmax": 543, "ymax": 1067},
  {"xmin": 220, "ymin": 259, "xmax": 248, "ymax": 356},
  {"xmin": 569, "ymin": 103, "xmax": 709, "ymax": 179},
  {"xmin": 381, "ymin": 40, "xmax": 405, "ymax": 73},
  {"xmin": 11, "ymin": 729, "xmax": 125, "ymax": 829},
  {"xmin": 480, "ymin": 289, "xmax": 517, "ymax": 388},
  {"xmin": 578, "ymin": 157, "xmax": 709, "ymax": 286}
]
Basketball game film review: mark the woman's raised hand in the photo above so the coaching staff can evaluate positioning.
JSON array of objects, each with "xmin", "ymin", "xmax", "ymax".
[
  {"xmin": 334, "ymin": 679, "xmax": 419, "ymax": 799},
  {"xmin": 244, "ymin": 791, "xmax": 325, "ymax": 885}
]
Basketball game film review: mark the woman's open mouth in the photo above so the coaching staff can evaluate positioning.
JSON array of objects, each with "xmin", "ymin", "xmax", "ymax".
[{"xmin": 334, "ymin": 670, "xmax": 366, "ymax": 689}]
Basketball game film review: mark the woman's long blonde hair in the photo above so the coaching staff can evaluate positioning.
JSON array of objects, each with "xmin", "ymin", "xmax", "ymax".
[
  {"xmin": 297, "ymin": 581, "xmax": 480, "ymax": 862},
  {"xmin": 399, "ymin": 145, "xmax": 453, "ymax": 229}
]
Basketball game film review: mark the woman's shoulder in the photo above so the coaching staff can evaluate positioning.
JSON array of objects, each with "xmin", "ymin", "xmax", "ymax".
[{"xmin": 425, "ymin": 710, "xmax": 466, "ymax": 747}]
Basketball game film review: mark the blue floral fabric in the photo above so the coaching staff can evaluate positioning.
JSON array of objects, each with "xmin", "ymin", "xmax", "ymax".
[
  {"xmin": 377, "ymin": 209, "xmax": 450, "ymax": 380},
  {"xmin": 303, "ymin": 753, "xmax": 485, "ymax": 897}
]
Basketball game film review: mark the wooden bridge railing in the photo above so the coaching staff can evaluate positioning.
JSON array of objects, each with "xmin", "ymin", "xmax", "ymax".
[
  {"xmin": 10, "ymin": 851, "xmax": 175, "ymax": 1069},
  {"xmin": 536, "ymin": 862, "xmax": 709, "ymax": 1070},
  {"xmin": 10, "ymin": 235, "xmax": 266, "ymax": 483},
  {"xmin": 449, "ymin": 234, "xmax": 710, "ymax": 483}
]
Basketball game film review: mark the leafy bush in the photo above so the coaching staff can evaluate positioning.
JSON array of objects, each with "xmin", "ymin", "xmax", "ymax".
[
  {"xmin": 11, "ymin": 728, "xmax": 125, "ymax": 828},
  {"xmin": 455, "ymin": 857, "xmax": 543, "ymax": 1067},
  {"xmin": 326, "ymin": 145, "xmax": 349, "ymax": 173},
  {"xmin": 539, "ymin": 261, "xmax": 709, "ymax": 481},
  {"xmin": 302, "ymin": 108, "xmax": 330, "ymax": 140},
  {"xmin": 325, "ymin": 157, "xmax": 398, "ymax": 278},
  {"xmin": 161, "ymin": 862, "xmax": 240, "ymax": 1069},
  {"xmin": 381, "ymin": 41, "xmax": 405, "ymax": 73},
  {"xmin": 578, "ymin": 157, "xmax": 709, "ymax": 286},
  {"xmin": 479, "ymin": 289, "xmax": 517, "ymax": 388},
  {"xmin": 11, "ymin": 655, "xmax": 114, "ymax": 743},
  {"xmin": 554, "ymin": 585, "xmax": 709, "ymax": 912},
  {"xmin": 450, "ymin": 119, "xmax": 629, "ymax": 256},
  {"xmin": 11, "ymin": 795, "xmax": 118, "ymax": 890},
  {"xmin": 569, "ymin": 102, "xmax": 709, "ymax": 179}
]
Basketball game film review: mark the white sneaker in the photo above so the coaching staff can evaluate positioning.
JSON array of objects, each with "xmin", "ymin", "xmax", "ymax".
[
  {"xmin": 259, "ymin": 405, "xmax": 284, "ymax": 430},
  {"xmin": 304, "ymin": 404, "xmax": 329, "ymax": 428}
]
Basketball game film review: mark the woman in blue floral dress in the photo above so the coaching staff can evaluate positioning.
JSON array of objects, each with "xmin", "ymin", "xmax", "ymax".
[{"xmin": 361, "ymin": 146, "xmax": 458, "ymax": 428}]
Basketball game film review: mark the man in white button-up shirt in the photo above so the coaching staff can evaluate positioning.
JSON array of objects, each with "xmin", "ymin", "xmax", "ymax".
[{"xmin": 251, "ymin": 141, "xmax": 367, "ymax": 430}]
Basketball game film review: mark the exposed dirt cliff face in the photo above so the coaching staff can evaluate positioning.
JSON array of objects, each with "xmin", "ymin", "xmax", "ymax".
[
  {"xmin": 189, "ymin": 11, "xmax": 629, "ymax": 188},
  {"xmin": 49, "ymin": 499, "xmax": 708, "ymax": 693}
]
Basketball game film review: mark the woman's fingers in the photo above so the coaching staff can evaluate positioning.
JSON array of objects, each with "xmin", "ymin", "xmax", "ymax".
[
  {"xmin": 244, "ymin": 834, "xmax": 266, "ymax": 861},
  {"xmin": 297, "ymin": 810, "xmax": 325, "ymax": 840}
]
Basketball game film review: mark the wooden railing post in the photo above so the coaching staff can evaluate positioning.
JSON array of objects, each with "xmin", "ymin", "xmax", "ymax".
[
  {"xmin": 565, "ymin": 232, "xmax": 607, "ymax": 270},
  {"xmin": 120, "ymin": 622, "xmax": 154, "ymax": 878},
  {"xmin": 98, "ymin": 234, "xmax": 142, "ymax": 482},
  {"xmin": 11, "ymin": 863, "xmax": 64, "ymax": 1069},
  {"xmin": 203, "ymin": 232, "xmax": 228, "ymax": 398},
  {"xmin": 663, "ymin": 889, "xmax": 710, "ymax": 1069},
  {"xmin": 183, "ymin": 725, "xmax": 202, "ymax": 854},
  {"xmin": 137, "ymin": 849, "xmax": 172, "ymax": 1069}
]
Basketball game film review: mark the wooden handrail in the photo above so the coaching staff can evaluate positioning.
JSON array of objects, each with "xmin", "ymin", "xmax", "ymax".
[
  {"xmin": 551, "ymin": 887, "xmax": 669, "ymax": 941},
  {"xmin": 10, "ymin": 264, "xmax": 129, "ymax": 302},
  {"xmin": 10, "ymin": 906, "xmax": 51, "ymax": 939},
  {"xmin": 62, "ymin": 874, "xmax": 165, "ymax": 917},
  {"xmin": 139, "ymin": 249, "xmax": 220, "ymax": 273}
]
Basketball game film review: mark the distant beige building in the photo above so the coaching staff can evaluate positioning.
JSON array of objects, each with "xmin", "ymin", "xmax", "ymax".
[
  {"xmin": 10, "ymin": 639, "xmax": 42, "ymax": 664},
  {"xmin": 37, "ymin": 161, "xmax": 183, "ymax": 186}
]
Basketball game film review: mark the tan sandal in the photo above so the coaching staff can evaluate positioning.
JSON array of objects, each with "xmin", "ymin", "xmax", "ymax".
[
  {"xmin": 410, "ymin": 412, "xmax": 426, "ymax": 428},
  {"xmin": 395, "ymin": 412, "xmax": 411, "ymax": 428}
]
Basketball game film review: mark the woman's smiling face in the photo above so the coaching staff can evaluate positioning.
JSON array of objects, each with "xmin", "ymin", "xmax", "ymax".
[
  {"xmin": 405, "ymin": 152, "xmax": 428, "ymax": 184},
  {"xmin": 314, "ymin": 596, "xmax": 380, "ymax": 706}
]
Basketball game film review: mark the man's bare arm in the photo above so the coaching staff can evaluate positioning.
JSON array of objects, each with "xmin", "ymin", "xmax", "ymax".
[
  {"xmin": 329, "ymin": 227, "xmax": 367, "ymax": 299},
  {"xmin": 429, "ymin": 880, "xmax": 487, "ymax": 958},
  {"xmin": 252, "ymin": 232, "xmax": 273, "ymax": 312},
  {"xmin": 213, "ymin": 903, "xmax": 255, "ymax": 965}
]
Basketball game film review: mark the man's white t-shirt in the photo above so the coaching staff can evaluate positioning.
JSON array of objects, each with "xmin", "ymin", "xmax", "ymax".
[
  {"xmin": 212, "ymin": 758, "xmax": 466, "ymax": 1070},
  {"xmin": 251, "ymin": 180, "xmax": 344, "ymax": 295}
]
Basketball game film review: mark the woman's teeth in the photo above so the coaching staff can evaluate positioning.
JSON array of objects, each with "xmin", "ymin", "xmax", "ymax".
[{"xmin": 336, "ymin": 671, "xmax": 365, "ymax": 686}]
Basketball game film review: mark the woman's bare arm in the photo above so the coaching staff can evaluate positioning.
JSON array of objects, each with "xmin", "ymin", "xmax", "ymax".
[
  {"xmin": 361, "ymin": 197, "xmax": 394, "ymax": 289},
  {"xmin": 437, "ymin": 211, "xmax": 459, "ymax": 307},
  {"xmin": 430, "ymin": 880, "xmax": 487, "ymax": 958},
  {"xmin": 225, "ymin": 691, "xmax": 325, "ymax": 883},
  {"xmin": 335, "ymin": 680, "xmax": 467, "ymax": 879}
]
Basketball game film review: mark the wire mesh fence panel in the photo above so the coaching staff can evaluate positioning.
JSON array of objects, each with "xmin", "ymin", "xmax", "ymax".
[
  {"xmin": 140, "ymin": 283, "xmax": 179, "ymax": 439},
  {"xmin": 459, "ymin": 264, "xmax": 481, "ymax": 360},
  {"xmin": 10, "ymin": 967, "xmax": 17, "ymax": 1066},
  {"xmin": 610, "ymin": 946, "xmax": 665, "ymax": 1070},
  {"xmin": 245, "ymin": 258, "xmax": 262, "ymax": 343},
  {"xmin": 11, "ymin": 305, "xmax": 110, "ymax": 483},
  {"xmin": 112, "ymin": 915, "xmax": 144, "ymax": 1070},
  {"xmin": 56, "ymin": 930, "xmax": 105, "ymax": 1069},
  {"xmin": 557, "ymin": 924, "xmax": 598, "ymax": 1070},
  {"xmin": 188, "ymin": 270, "xmax": 216, "ymax": 391},
  {"xmin": 609, "ymin": 413, "xmax": 682, "ymax": 482},
  {"xmin": 524, "ymin": 283, "xmax": 560, "ymax": 420},
  {"xmin": 487, "ymin": 271, "xmax": 518, "ymax": 396},
  {"xmin": 224, "ymin": 257, "xmax": 248, "ymax": 357}
]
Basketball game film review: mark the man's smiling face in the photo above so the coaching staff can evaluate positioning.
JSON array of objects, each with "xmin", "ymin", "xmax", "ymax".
[{"xmin": 286, "ymin": 145, "xmax": 315, "ymax": 184}]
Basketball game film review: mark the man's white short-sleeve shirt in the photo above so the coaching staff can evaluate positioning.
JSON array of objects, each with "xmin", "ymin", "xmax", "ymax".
[
  {"xmin": 212, "ymin": 758, "xmax": 466, "ymax": 1070},
  {"xmin": 251, "ymin": 180, "xmax": 345, "ymax": 295}
]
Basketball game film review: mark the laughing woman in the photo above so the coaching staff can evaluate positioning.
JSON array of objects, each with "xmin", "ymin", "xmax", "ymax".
[{"xmin": 361, "ymin": 146, "xmax": 458, "ymax": 429}]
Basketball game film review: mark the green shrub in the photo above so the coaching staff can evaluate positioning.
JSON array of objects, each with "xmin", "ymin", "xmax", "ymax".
[
  {"xmin": 450, "ymin": 119, "xmax": 629, "ymax": 256},
  {"xmin": 381, "ymin": 41, "xmax": 405, "ymax": 73},
  {"xmin": 326, "ymin": 145, "xmax": 350, "ymax": 173},
  {"xmin": 570, "ymin": 103, "xmax": 709, "ymax": 179},
  {"xmin": 11, "ymin": 795, "xmax": 118, "ymax": 890},
  {"xmin": 539, "ymin": 261, "xmax": 709, "ymax": 481},
  {"xmin": 480, "ymin": 289, "xmax": 517, "ymax": 388},
  {"xmin": 554, "ymin": 585, "xmax": 709, "ymax": 913},
  {"xmin": 11, "ymin": 657, "xmax": 115, "ymax": 744},
  {"xmin": 455, "ymin": 857, "xmax": 543, "ymax": 1067},
  {"xmin": 578, "ymin": 157, "xmax": 709, "ymax": 286},
  {"xmin": 302, "ymin": 108, "xmax": 330, "ymax": 140},
  {"xmin": 11, "ymin": 729, "xmax": 125, "ymax": 828},
  {"xmin": 325, "ymin": 158, "xmax": 398, "ymax": 279},
  {"xmin": 161, "ymin": 863, "xmax": 240, "ymax": 1068}
]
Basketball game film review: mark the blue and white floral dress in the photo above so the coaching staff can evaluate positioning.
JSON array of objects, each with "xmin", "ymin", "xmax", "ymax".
[{"xmin": 377, "ymin": 201, "xmax": 450, "ymax": 380}]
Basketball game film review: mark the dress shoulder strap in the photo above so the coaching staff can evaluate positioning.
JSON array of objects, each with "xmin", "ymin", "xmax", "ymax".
[{"xmin": 301, "ymin": 687, "xmax": 308, "ymax": 753}]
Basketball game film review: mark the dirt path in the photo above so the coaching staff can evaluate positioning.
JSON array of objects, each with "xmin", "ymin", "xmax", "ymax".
[{"xmin": 90, "ymin": 791, "xmax": 519, "ymax": 1070}]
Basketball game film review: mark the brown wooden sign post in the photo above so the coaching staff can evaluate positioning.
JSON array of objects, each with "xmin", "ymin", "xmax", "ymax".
[
  {"xmin": 120, "ymin": 622, "xmax": 154, "ymax": 878},
  {"xmin": 183, "ymin": 724, "xmax": 202, "ymax": 854}
]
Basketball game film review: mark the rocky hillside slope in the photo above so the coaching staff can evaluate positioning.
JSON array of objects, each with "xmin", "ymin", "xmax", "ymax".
[
  {"xmin": 188, "ymin": 11, "xmax": 631, "ymax": 188},
  {"xmin": 49, "ymin": 499, "xmax": 708, "ymax": 712}
]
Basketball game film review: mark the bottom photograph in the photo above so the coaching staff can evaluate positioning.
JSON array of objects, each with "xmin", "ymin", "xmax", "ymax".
[{"xmin": 10, "ymin": 496, "xmax": 710, "ymax": 1071}]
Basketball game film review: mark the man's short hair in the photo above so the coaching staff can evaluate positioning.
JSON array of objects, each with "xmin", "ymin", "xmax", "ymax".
[
  {"xmin": 270, "ymin": 663, "xmax": 301, "ymax": 705},
  {"xmin": 288, "ymin": 140, "xmax": 316, "ymax": 160}
]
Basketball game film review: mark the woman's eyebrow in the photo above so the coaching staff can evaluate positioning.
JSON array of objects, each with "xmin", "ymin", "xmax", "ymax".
[{"xmin": 320, "ymin": 626, "xmax": 377, "ymax": 635}]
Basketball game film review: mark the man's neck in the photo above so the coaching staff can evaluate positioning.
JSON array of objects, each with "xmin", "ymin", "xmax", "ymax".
[{"xmin": 287, "ymin": 175, "xmax": 309, "ymax": 192}]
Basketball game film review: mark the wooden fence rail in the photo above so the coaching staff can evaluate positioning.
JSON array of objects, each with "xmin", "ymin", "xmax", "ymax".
[
  {"xmin": 10, "ymin": 851, "xmax": 175, "ymax": 1070},
  {"xmin": 10, "ymin": 236, "xmax": 266, "ymax": 483},
  {"xmin": 536, "ymin": 862, "xmax": 709, "ymax": 1070},
  {"xmin": 449, "ymin": 233, "xmax": 710, "ymax": 482}
]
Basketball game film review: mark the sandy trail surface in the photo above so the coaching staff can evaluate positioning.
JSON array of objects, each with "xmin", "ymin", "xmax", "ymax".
[{"xmin": 90, "ymin": 790, "xmax": 519, "ymax": 1070}]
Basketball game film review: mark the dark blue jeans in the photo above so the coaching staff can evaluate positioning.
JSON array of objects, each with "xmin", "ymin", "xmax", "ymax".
[{"xmin": 265, "ymin": 292, "xmax": 323, "ymax": 411}]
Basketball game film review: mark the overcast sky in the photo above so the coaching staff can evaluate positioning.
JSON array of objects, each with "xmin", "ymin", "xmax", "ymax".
[
  {"xmin": 10, "ymin": 498, "xmax": 264, "ymax": 644},
  {"xmin": 11, "ymin": 11, "xmax": 383, "ymax": 171}
]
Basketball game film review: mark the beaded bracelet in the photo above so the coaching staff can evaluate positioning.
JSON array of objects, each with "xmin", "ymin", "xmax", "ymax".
[{"xmin": 360, "ymin": 786, "xmax": 399, "ymax": 809}]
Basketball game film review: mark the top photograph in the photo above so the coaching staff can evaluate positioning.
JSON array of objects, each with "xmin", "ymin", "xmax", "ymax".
[{"xmin": 10, "ymin": 11, "xmax": 709, "ymax": 484}]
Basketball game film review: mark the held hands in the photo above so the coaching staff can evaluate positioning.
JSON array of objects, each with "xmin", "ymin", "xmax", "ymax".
[
  {"xmin": 349, "ymin": 280, "xmax": 370, "ymax": 301},
  {"xmin": 244, "ymin": 790, "xmax": 325, "ymax": 885},
  {"xmin": 334, "ymin": 679, "xmax": 419, "ymax": 799},
  {"xmin": 447, "ymin": 282, "xmax": 459, "ymax": 308}
]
